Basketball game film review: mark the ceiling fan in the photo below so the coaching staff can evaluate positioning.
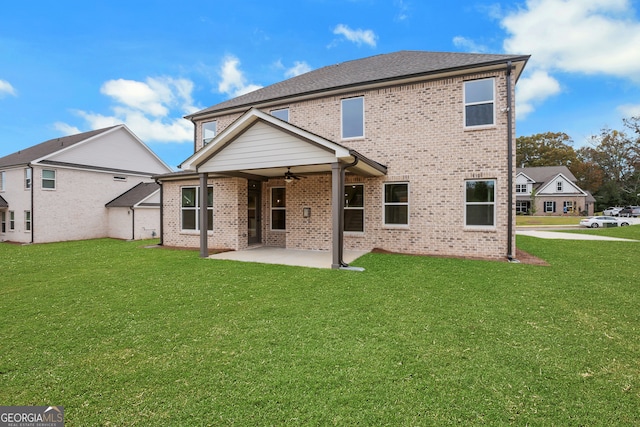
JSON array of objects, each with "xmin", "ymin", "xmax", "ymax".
[{"xmin": 284, "ymin": 167, "xmax": 304, "ymax": 183}]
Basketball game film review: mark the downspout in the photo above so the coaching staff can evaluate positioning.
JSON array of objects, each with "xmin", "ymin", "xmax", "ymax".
[
  {"xmin": 506, "ymin": 61, "xmax": 515, "ymax": 261},
  {"xmin": 331, "ymin": 156, "xmax": 362, "ymax": 271},
  {"xmin": 155, "ymin": 178, "xmax": 164, "ymax": 246},
  {"xmin": 29, "ymin": 164, "xmax": 34, "ymax": 244},
  {"xmin": 131, "ymin": 208, "xmax": 135, "ymax": 240}
]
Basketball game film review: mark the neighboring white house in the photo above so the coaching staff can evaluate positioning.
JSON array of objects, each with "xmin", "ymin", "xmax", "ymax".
[
  {"xmin": 0, "ymin": 125, "xmax": 173, "ymax": 243},
  {"xmin": 516, "ymin": 166, "xmax": 595, "ymax": 216}
]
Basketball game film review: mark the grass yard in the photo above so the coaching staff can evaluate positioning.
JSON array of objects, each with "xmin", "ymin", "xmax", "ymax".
[
  {"xmin": 516, "ymin": 215, "xmax": 585, "ymax": 226},
  {"xmin": 1, "ymin": 232, "xmax": 639, "ymax": 425}
]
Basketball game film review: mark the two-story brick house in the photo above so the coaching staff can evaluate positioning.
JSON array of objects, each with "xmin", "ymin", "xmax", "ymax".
[
  {"xmin": 0, "ymin": 125, "xmax": 172, "ymax": 243},
  {"xmin": 156, "ymin": 51, "xmax": 530, "ymax": 267}
]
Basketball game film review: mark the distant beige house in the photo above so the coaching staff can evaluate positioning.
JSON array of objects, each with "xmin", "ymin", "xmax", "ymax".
[
  {"xmin": 0, "ymin": 125, "xmax": 172, "ymax": 243},
  {"xmin": 516, "ymin": 166, "xmax": 595, "ymax": 216},
  {"xmin": 156, "ymin": 50, "xmax": 530, "ymax": 265}
]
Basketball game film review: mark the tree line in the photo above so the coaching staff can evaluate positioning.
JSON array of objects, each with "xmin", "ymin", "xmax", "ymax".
[{"xmin": 517, "ymin": 116, "xmax": 640, "ymax": 210}]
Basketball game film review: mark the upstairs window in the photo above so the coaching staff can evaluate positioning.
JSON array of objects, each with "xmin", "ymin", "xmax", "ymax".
[
  {"xmin": 465, "ymin": 179, "xmax": 496, "ymax": 227},
  {"xmin": 42, "ymin": 170, "xmax": 56, "ymax": 189},
  {"xmin": 25, "ymin": 168, "xmax": 31, "ymax": 189},
  {"xmin": 556, "ymin": 181, "xmax": 563, "ymax": 192},
  {"xmin": 270, "ymin": 108, "xmax": 289, "ymax": 122},
  {"xmin": 341, "ymin": 97, "xmax": 364, "ymax": 139},
  {"xmin": 464, "ymin": 78, "xmax": 495, "ymax": 127},
  {"xmin": 203, "ymin": 121, "xmax": 217, "ymax": 145},
  {"xmin": 0, "ymin": 171, "xmax": 5, "ymax": 191},
  {"xmin": 516, "ymin": 184, "xmax": 527, "ymax": 193}
]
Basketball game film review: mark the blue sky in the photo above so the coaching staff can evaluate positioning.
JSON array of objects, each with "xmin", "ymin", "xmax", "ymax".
[{"xmin": 1, "ymin": 0, "xmax": 639, "ymax": 168}]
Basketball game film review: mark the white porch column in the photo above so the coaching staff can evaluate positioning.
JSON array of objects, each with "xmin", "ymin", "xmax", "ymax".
[
  {"xmin": 199, "ymin": 172, "xmax": 208, "ymax": 258},
  {"xmin": 331, "ymin": 162, "xmax": 345, "ymax": 269}
]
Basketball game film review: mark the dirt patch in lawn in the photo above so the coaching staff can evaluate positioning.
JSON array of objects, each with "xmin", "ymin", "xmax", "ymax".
[{"xmin": 371, "ymin": 247, "xmax": 549, "ymax": 266}]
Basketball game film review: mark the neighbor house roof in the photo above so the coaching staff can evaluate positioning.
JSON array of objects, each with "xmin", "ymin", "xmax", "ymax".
[
  {"xmin": 187, "ymin": 50, "xmax": 530, "ymax": 119},
  {"xmin": 105, "ymin": 182, "xmax": 160, "ymax": 208},
  {"xmin": 0, "ymin": 126, "xmax": 120, "ymax": 168},
  {"xmin": 0, "ymin": 195, "xmax": 7, "ymax": 208},
  {"xmin": 517, "ymin": 166, "xmax": 578, "ymax": 183}
]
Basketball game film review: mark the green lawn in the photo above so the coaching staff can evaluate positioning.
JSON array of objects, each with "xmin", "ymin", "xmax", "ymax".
[
  {"xmin": 516, "ymin": 215, "xmax": 585, "ymax": 226},
  {"xmin": 1, "ymin": 233, "xmax": 639, "ymax": 426}
]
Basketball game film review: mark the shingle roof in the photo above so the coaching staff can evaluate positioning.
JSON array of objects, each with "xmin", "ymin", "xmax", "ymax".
[
  {"xmin": 105, "ymin": 182, "xmax": 160, "ymax": 208},
  {"xmin": 517, "ymin": 166, "xmax": 577, "ymax": 183},
  {"xmin": 0, "ymin": 126, "xmax": 120, "ymax": 168},
  {"xmin": 0, "ymin": 195, "xmax": 7, "ymax": 208},
  {"xmin": 188, "ymin": 50, "xmax": 530, "ymax": 119}
]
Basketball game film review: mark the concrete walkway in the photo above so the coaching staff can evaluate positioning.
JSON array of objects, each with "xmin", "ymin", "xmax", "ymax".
[
  {"xmin": 209, "ymin": 246, "xmax": 369, "ymax": 269},
  {"xmin": 517, "ymin": 229, "xmax": 638, "ymax": 241}
]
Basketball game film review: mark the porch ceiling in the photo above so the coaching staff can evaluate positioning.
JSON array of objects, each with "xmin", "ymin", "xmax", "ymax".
[{"xmin": 180, "ymin": 108, "xmax": 386, "ymax": 179}]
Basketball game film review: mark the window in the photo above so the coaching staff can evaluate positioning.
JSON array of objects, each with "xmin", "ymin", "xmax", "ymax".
[
  {"xmin": 25, "ymin": 168, "xmax": 31, "ymax": 189},
  {"xmin": 9, "ymin": 211, "xmax": 15, "ymax": 230},
  {"xmin": 0, "ymin": 171, "xmax": 4, "ymax": 191},
  {"xmin": 113, "ymin": 176, "xmax": 127, "ymax": 182},
  {"xmin": 563, "ymin": 201, "xmax": 574, "ymax": 212},
  {"xmin": 181, "ymin": 186, "xmax": 213, "ymax": 231},
  {"xmin": 42, "ymin": 169, "xmax": 56, "ymax": 189},
  {"xmin": 465, "ymin": 180, "xmax": 496, "ymax": 227},
  {"xmin": 344, "ymin": 184, "xmax": 364, "ymax": 232},
  {"xmin": 271, "ymin": 187, "xmax": 286, "ymax": 230},
  {"xmin": 464, "ymin": 78, "xmax": 495, "ymax": 127},
  {"xmin": 270, "ymin": 108, "xmax": 289, "ymax": 122},
  {"xmin": 544, "ymin": 201, "xmax": 556, "ymax": 213},
  {"xmin": 556, "ymin": 181, "xmax": 563, "ymax": 192},
  {"xmin": 203, "ymin": 121, "xmax": 217, "ymax": 145},
  {"xmin": 1, "ymin": 211, "xmax": 5, "ymax": 233},
  {"xmin": 516, "ymin": 201, "xmax": 529, "ymax": 214},
  {"xmin": 341, "ymin": 97, "xmax": 364, "ymax": 139},
  {"xmin": 24, "ymin": 211, "xmax": 31, "ymax": 232},
  {"xmin": 516, "ymin": 184, "xmax": 527, "ymax": 193},
  {"xmin": 384, "ymin": 183, "xmax": 409, "ymax": 226}
]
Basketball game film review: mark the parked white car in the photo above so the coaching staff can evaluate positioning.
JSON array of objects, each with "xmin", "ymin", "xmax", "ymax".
[
  {"xmin": 579, "ymin": 216, "xmax": 621, "ymax": 228},
  {"xmin": 603, "ymin": 207, "xmax": 624, "ymax": 216}
]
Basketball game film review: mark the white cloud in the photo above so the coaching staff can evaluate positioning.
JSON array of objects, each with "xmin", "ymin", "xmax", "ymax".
[
  {"xmin": 218, "ymin": 55, "xmax": 263, "ymax": 98},
  {"xmin": 394, "ymin": 0, "xmax": 410, "ymax": 21},
  {"xmin": 332, "ymin": 24, "xmax": 378, "ymax": 47},
  {"xmin": 452, "ymin": 36, "xmax": 488, "ymax": 53},
  {"xmin": 285, "ymin": 61, "xmax": 312, "ymax": 78},
  {"xmin": 515, "ymin": 69, "xmax": 561, "ymax": 118},
  {"xmin": 617, "ymin": 104, "xmax": 640, "ymax": 118},
  {"xmin": 53, "ymin": 122, "xmax": 81, "ymax": 135},
  {"xmin": 502, "ymin": 0, "xmax": 640, "ymax": 78},
  {"xmin": 0, "ymin": 79, "xmax": 17, "ymax": 97},
  {"xmin": 58, "ymin": 76, "xmax": 198, "ymax": 144}
]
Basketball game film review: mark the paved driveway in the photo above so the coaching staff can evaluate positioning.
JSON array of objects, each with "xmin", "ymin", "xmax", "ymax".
[{"xmin": 517, "ymin": 229, "xmax": 638, "ymax": 241}]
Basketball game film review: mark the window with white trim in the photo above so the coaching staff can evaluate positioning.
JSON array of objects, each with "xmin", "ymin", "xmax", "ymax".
[
  {"xmin": 181, "ymin": 186, "xmax": 213, "ymax": 231},
  {"xmin": 384, "ymin": 182, "xmax": 409, "ymax": 226},
  {"xmin": 203, "ymin": 121, "xmax": 217, "ymax": 145},
  {"xmin": 271, "ymin": 187, "xmax": 286, "ymax": 230},
  {"xmin": 270, "ymin": 108, "xmax": 289, "ymax": 122},
  {"xmin": 42, "ymin": 169, "xmax": 56, "ymax": 189},
  {"xmin": 465, "ymin": 179, "xmax": 496, "ymax": 227},
  {"xmin": 563, "ymin": 200, "xmax": 574, "ymax": 212},
  {"xmin": 464, "ymin": 78, "xmax": 495, "ymax": 127},
  {"xmin": 544, "ymin": 201, "xmax": 556, "ymax": 213},
  {"xmin": 0, "ymin": 171, "xmax": 5, "ymax": 191},
  {"xmin": 341, "ymin": 97, "xmax": 364, "ymax": 139},
  {"xmin": 9, "ymin": 211, "xmax": 15, "ymax": 230},
  {"xmin": 556, "ymin": 181, "xmax": 563, "ymax": 192},
  {"xmin": 344, "ymin": 184, "xmax": 364, "ymax": 232},
  {"xmin": 1, "ymin": 211, "xmax": 5, "ymax": 233},
  {"xmin": 516, "ymin": 184, "xmax": 527, "ymax": 193},
  {"xmin": 24, "ymin": 211, "xmax": 31, "ymax": 232},
  {"xmin": 25, "ymin": 168, "xmax": 31, "ymax": 189}
]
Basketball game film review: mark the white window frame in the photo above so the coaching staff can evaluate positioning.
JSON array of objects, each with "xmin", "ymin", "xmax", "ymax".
[
  {"xmin": 464, "ymin": 78, "xmax": 496, "ymax": 128},
  {"xmin": 557, "ymin": 181, "xmax": 563, "ymax": 192},
  {"xmin": 270, "ymin": 187, "xmax": 286, "ymax": 231},
  {"xmin": 515, "ymin": 184, "xmax": 527, "ymax": 194},
  {"xmin": 544, "ymin": 201, "xmax": 555, "ymax": 213},
  {"xmin": 25, "ymin": 168, "xmax": 31, "ymax": 189},
  {"xmin": 42, "ymin": 169, "xmax": 56, "ymax": 190},
  {"xmin": 383, "ymin": 182, "xmax": 409, "ymax": 227},
  {"xmin": 270, "ymin": 108, "xmax": 289, "ymax": 122},
  {"xmin": 24, "ymin": 210, "xmax": 31, "ymax": 232},
  {"xmin": 465, "ymin": 179, "xmax": 496, "ymax": 228},
  {"xmin": 563, "ymin": 200, "xmax": 574, "ymax": 212},
  {"xmin": 341, "ymin": 96, "xmax": 365, "ymax": 139},
  {"xmin": 344, "ymin": 184, "xmax": 364, "ymax": 233},
  {"xmin": 9, "ymin": 210, "xmax": 15, "ymax": 231},
  {"xmin": 180, "ymin": 186, "xmax": 213, "ymax": 231},
  {"xmin": 1, "ymin": 211, "xmax": 5, "ymax": 233},
  {"xmin": 0, "ymin": 171, "xmax": 5, "ymax": 191},
  {"xmin": 202, "ymin": 121, "xmax": 217, "ymax": 146}
]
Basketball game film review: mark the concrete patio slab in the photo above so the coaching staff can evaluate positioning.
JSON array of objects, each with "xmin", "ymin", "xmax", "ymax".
[{"xmin": 209, "ymin": 246, "xmax": 370, "ymax": 269}]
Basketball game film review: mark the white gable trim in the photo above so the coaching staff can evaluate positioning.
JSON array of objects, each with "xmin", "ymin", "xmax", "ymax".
[
  {"xmin": 537, "ymin": 173, "xmax": 587, "ymax": 196},
  {"xmin": 516, "ymin": 172, "xmax": 535, "ymax": 184}
]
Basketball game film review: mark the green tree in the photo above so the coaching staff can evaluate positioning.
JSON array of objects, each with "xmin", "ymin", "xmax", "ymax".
[{"xmin": 516, "ymin": 132, "xmax": 578, "ymax": 168}]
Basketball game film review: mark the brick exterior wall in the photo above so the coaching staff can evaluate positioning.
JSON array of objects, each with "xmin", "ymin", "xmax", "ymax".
[{"xmin": 162, "ymin": 70, "xmax": 517, "ymax": 260}]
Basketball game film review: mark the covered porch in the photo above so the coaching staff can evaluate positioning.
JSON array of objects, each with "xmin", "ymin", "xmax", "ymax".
[
  {"xmin": 209, "ymin": 246, "xmax": 370, "ymax": 269},
  {"xmin": 180, "ymin": 108, "xmax": 386, "ymax": 269}
]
